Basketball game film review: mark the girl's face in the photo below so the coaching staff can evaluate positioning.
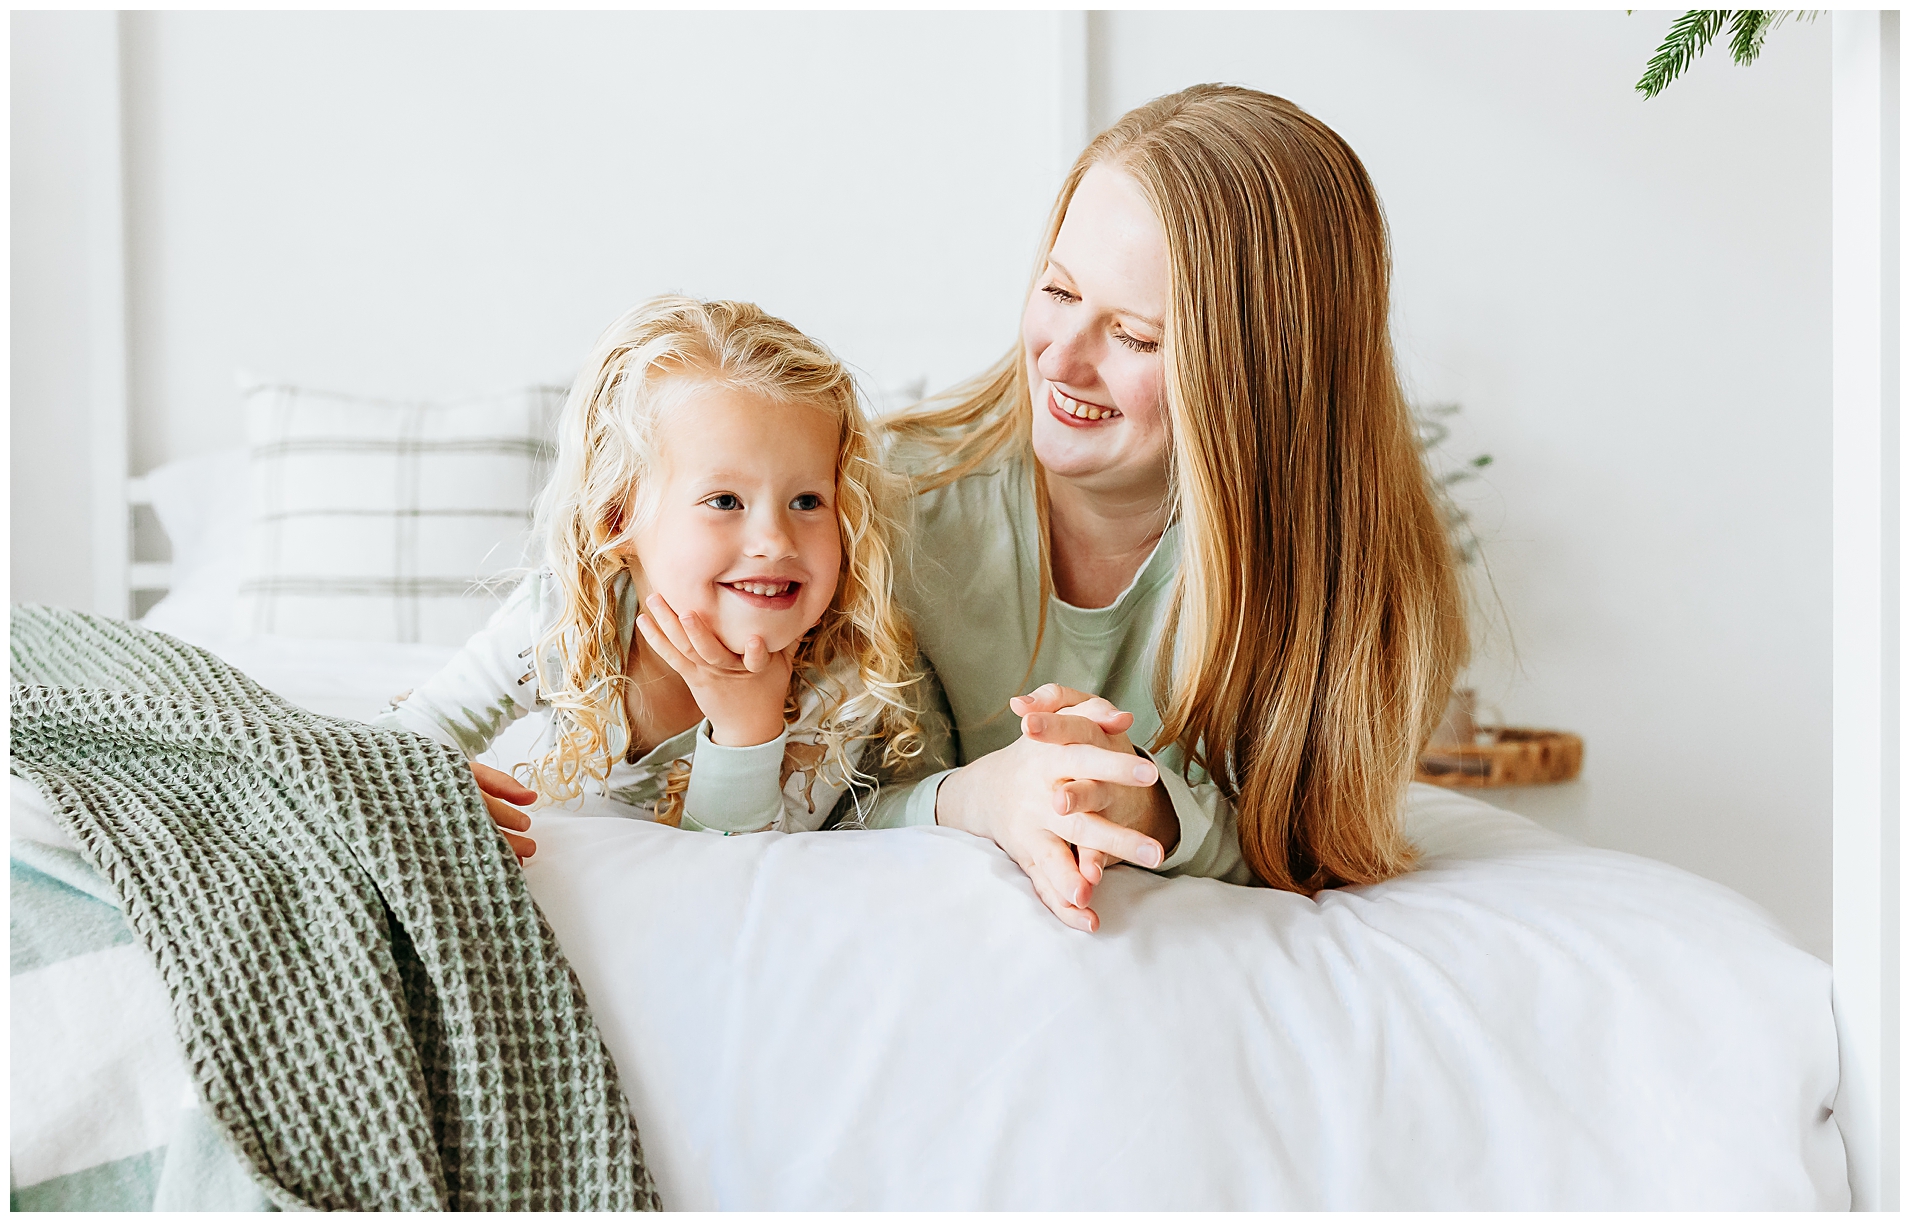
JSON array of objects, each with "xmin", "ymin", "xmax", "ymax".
[
  {"xmin": 625, "ymin": 382, "xmax": 843, "ymax": 655},
  {"xmin": 1022, "ymin": 162, "xmax": 1172, "ymax": 498}
]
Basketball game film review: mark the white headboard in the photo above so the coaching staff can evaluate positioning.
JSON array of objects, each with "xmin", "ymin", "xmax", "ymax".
[{"xmin": 124, "ymin": 476, "xmax": 173, "ymax": 606}]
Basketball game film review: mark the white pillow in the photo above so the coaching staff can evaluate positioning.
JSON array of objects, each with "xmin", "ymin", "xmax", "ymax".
[
  {"xmin": 137, "ymin": 447, "xmax": 248, "ymax": 644},
  {"xmin": 233, "ymin": 380, "xmax": 566, "ymax": 645},
  {"xmin": 138, "ymin": 374, "xmax": 929, "ymax": 647}
]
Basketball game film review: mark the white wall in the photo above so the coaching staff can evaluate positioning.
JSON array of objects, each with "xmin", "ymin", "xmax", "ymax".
[
  {"xmin": 14, "ymin": 11, "xmax": 1835, "ymax": 957},
  {"xmin": 1096, "ymin": 10, "xmax": 1832, "ymax": 956},
  {"xmin": 117, "ymin": 11, "xmax": 1059, "ymax": 470},
  {"xmin": 11, "ymin": 12, "xmax": 118, "ymax": 610}
]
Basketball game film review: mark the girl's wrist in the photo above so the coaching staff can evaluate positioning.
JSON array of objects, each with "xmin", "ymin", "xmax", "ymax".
[{"xmin": 705, "ymin": 710, "xmax": 787, "ymax": 748}]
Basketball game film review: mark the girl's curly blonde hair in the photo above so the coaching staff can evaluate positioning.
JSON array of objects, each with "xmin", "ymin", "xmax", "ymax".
[{"xmin": 527, "ymin": 295, "xmax": 922, "ymax": 820}]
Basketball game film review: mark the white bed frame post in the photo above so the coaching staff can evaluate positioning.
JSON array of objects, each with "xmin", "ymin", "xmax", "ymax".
[
  {"xmin": 86, "ymin": 11, "xmax": 133, "ymax": 621},
  {"xmin": 1830, "ymin": 9, "xmax": 1901, "ymax": 1213},
  {"xmin": 1053, "ymin": 10, "xmax": 1090, "ymax": 188}
]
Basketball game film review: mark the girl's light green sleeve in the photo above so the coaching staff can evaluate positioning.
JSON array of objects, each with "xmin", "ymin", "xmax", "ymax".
[{"xmin": 859, "ymin": 657, "xmax": 958, "ymax": 830}]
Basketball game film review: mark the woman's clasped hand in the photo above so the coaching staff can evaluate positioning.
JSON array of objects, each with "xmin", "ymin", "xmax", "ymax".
[{"xmin": 934, "ymin": 683, "xmax": 1180, "ymax": 933}]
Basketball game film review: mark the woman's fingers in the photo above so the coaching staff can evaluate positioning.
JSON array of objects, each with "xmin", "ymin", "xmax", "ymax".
[
  {"xmin": 1052, "ymin": 778, "xmax": 1117, "ymax": 818},
  {"xmin": 1049, "ymin": 806, "xmax": 1165, "ymax": 869},
  {"xmin": 1043, "ymin": 739, "xmax": 1159, "ymax": 788},
  {"xmin": 1021, "ymin": 711, "xmax": 1135, "ymax": 754},
  {"xmin": 471, "ymin": 760, "xmax": 537, "ymax": 806},
  {"xmin": 1011, "ymin": 683, "xmax": 1100, "ymax": 716},
  {"xmin": 1029, "ymin": 871, "xmax": 1097, "ymax": 932},
  {"xmin": 1054, "ymin": 696, "xmax": 1134, "ymax": 734},
  {"xmin": 1023, "ymin": 830, "xmax": 1093, "ymax": 908},
  {"xmin": 1052, "ymin": 782, "xmax": 1165, "ymax": 870},
  {"xmin": 1019, "ymin": 837, "xmax": 1098, "ymax": 932}
]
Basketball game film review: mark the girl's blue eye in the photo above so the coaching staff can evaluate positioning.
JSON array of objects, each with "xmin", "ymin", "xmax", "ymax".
[
  {"xmin": 790, "ymin": 493, "xmax": 826, "ymax": 511},
  {"xmin": 706, "ymin": 493, "xmax": 743, "ymax": 511}
]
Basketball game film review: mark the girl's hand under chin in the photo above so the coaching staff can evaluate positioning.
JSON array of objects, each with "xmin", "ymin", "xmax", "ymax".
[{"xmin": 635, "ymin": 592, "xmax": 796, "ymax": 747}]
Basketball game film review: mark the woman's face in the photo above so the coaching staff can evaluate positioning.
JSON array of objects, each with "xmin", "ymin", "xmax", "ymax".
[{"xmin": 1022, "ymin": 162, "xmax": 1171, "ymax": 498}]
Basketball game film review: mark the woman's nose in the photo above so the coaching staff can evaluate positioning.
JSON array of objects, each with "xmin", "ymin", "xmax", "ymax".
[{"xmin": 1037, "ymin": 318, "xmax": 1100, "ymax": 388}]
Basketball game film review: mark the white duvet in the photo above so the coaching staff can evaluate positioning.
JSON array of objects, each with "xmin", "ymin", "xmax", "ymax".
[
  {"xmin": 13, "ymin": 630, "xmax": 1851, "ymax": 1209},
  {"xmin": 524, "ymin": 786, "xmax": 1847, "ymax": 1210}
]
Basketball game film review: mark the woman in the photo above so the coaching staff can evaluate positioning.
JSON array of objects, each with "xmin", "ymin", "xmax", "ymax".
[{"xmin": 863, "ymin": 84, "xmax": 1468, "ymax": 932}]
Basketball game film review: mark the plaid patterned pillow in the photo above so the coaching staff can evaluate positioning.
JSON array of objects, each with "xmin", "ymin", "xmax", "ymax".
[{"xmin": 234, "ymin": 381, "xmax": 566, "ymax": 644}]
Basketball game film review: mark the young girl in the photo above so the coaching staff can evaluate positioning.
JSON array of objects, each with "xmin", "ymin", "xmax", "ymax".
[{"xmin": 375, "ymin": 296, "xmax": 922, "ymax": 856}]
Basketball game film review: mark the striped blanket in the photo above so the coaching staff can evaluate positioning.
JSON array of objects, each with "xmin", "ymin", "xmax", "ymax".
[
  {"xmin": 8, "ymin": 605, "xmax": 660, "ymax": 1210},
  {"xmin": 10, "ymin": 814, "xmax": 265, "ymax": 1209}
]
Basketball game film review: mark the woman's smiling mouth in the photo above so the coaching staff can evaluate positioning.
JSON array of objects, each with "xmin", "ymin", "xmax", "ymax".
[{"xmin": 1049, "ymin": 384, "xmax": 1122, "ymax": 425}]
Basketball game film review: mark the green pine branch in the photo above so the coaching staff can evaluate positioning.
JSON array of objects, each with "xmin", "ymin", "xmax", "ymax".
[
  {"xmin": 1636, "ymin": 10, "xmax": 1726, "ymax": 100},
  {"xmin": 1634, "ymin": 10, "xmax": 1820, "ymax": 100},
  {"xmin": 1726, "ymin": 10, "xmax": 1774, "ymax": 65}
]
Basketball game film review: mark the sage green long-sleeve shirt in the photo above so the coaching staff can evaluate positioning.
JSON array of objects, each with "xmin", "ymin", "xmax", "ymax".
[{"xmin": 866, "ymin": 449, "xmax": 1254, "ymax": 885}]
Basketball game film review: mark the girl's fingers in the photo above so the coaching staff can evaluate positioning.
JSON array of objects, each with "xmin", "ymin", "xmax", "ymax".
[
  {"xmin": 500, "ymin": 827, "xmax": 536, "ymax": 860},
  {"xmin": 634, "ymin": 614, "xmax": 695, "ymax": 676},
  {"xmin": 678, "ymin": 610, "xmax": 742, "ymax": 668},
  {"xmin": 739, "ymin": 635, "xmax": 769, "ymax": 673},
  {"xmin": 1078, "ymin": 847, "xmax": 1110, "ymax": 886},
  {"xmin": 482, "ymin": 792, "xmax": 532, "ymax": 833},
  {"xmin": 471, "ymin": 760, "xmax": 537, "ymax": 806},
  {"xmin": 643, "ymin": 595, "xmax": 700, "ymax": 660}
]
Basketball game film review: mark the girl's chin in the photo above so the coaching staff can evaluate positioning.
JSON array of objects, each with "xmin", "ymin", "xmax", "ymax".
[{"xmin": 711, "ymin": 614, "xmax": 806, "ymax": 657}]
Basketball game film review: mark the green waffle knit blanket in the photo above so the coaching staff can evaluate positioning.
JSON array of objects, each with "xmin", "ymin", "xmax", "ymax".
[{"xmin": 8, "ymin": 605, "xmax": 661, "ymax": 1211}]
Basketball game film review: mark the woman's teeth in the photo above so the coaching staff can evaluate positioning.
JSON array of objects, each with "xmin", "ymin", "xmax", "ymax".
[
  {"xmin": 1054, "ymin": 388, "xmax": 1120, "ymax": 421},
  {"xmin": 730, "ymin": 581, "xmax": 793, "ymax": 597}
]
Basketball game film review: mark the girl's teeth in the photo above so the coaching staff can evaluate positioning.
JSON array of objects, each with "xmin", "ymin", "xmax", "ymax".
[{"xmin": 733, "ymin": 582, "xmax": 790, "ymax": 597}]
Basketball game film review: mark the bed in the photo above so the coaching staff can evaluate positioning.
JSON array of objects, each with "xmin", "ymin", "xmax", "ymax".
[
  {"xmin": 9, "ymin": 618, "xmax": 1852, "ymax": 1209},
  {"xmin": 8, "ymin": 392, "xmax": 1855, "ymax": 1209}
]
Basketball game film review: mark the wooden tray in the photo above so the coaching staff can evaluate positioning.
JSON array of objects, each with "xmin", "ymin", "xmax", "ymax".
[{"xmin": 1415, "ymin": 728, "xmax": 1583, "ymax": 789}]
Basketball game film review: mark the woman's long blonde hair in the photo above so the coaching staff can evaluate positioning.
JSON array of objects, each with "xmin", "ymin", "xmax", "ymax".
[
  {"xmin": 529, "ymin": 296, "xmax": 921, "ymax": 814},
  {"xmin": 884, "ymin": 85, "xmax": 1467, "ymax": 894}
]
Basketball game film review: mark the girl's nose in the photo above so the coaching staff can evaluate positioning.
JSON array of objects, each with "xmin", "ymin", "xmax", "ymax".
[{"xmin": 745, "ymin": 507, "xmax": 798, "ymax": 559}]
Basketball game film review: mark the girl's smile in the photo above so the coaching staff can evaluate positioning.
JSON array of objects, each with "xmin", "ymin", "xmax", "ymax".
[{"xmin": 719, "ymin": 577, "xmax": 804, "ymax": 610}]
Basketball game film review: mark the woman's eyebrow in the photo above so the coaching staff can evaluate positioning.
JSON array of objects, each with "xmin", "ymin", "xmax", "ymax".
[{"xmin": 1047, "ymin": 257, "xmax": 1164, "ymax": 330}]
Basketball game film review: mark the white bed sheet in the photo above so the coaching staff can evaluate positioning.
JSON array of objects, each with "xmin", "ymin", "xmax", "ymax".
[{"xmin": 20, "ymin": 626, "xmax": 1848, "ymax": 1209}]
